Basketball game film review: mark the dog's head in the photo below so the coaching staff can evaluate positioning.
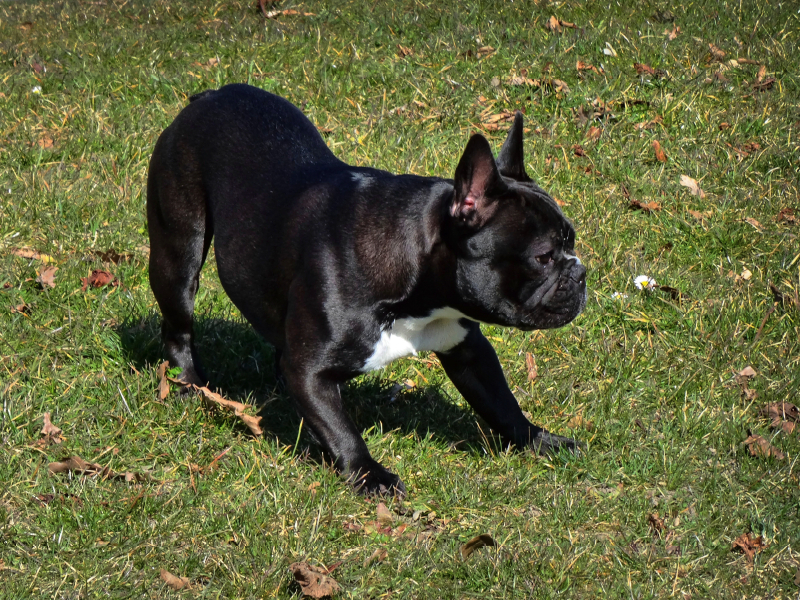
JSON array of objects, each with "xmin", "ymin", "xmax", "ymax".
[{"xmin": 445, "ymin": 113, "xmax": 586, "ymax": 330}]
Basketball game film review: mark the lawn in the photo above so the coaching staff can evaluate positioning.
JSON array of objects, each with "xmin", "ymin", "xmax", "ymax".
[{"xmin": 1, "ymin": 0, "xmax": 799, "ymax": 597}]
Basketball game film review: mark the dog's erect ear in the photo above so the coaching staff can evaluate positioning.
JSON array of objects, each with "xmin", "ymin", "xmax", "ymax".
[
  {"xmin": 496, "ymin": 111, "xmax": 532, "ymax": 182},
  {"xmin": 451, "ymin": 134, "xmax": 507, "ymax": 225}
]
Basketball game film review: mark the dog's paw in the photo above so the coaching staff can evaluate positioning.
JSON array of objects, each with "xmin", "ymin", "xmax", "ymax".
[
  {"xmin": 347, "ymin": 460, "xmax": 406, "ymax": 498},
  {"xmin": 531, "ymin": 430, "xmax": 583, "ymax": 457}
]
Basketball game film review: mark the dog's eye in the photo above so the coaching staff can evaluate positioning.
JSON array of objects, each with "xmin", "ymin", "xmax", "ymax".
[{"xmin": 535, "ymin": 250, "xmax": 554, "ymax": 265}]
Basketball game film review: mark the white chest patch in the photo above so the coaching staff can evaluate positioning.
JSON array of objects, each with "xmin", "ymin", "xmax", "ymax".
[{"xmin": 362, "ymin": 307, "xmax": 471, "ymax": 372}]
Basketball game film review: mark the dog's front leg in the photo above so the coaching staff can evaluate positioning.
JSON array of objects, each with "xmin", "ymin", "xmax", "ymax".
[{"xmin": 437, "ymin": 322, "xmax": 580, "ymax": 455}]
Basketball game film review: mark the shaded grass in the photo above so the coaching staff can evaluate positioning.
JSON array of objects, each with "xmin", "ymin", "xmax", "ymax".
[{"xmin": 1, "ymin": 0, "xmax": 799, "ymax": 597}]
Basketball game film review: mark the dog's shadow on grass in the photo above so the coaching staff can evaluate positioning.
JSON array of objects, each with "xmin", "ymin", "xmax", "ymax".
[{"xmin": 117, "ymin": 314, "xmax": 488, "ymax": 459}]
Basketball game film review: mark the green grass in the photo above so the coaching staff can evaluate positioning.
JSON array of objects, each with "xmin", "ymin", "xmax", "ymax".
[{"xmin": 1, "ymin": 0, "xmax": 799, "ymax": 597}]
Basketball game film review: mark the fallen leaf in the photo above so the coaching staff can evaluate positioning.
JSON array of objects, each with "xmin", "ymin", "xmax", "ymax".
[
  {"xmin": 634, "ymin": 115, "xmax": 663, "ymax": 130},
  {"xmin": 740, "ymin": 268, "xmax": 752, "ymax": 281},
  {"xmin": 652, "ymin": 140, "xmax": 667, "ymax": 162},
  {"xmin": 19, "ymin": 21, "xmax": 34, "ymax": 30},
  {"xmin": 160, "ymin": 569, "xmax": 192, "ymax": 591},
  {"xmin": 603, "ymin": 42, "xmax": 618, "ymax": 57},
  {"xmin": 648, "ymin": 513, "xmax": 666, "ymax": 537},
  {"xmin": 776, "ymin": 207, "xmax": 797, "ymax": 224},
  {"xmin": 461, "ymin": 533, "xmax": 496, "ymax": 559},
  {"xmin": 652, "ymin": 9, "xmax": 675, "ymax": 23},
  {"xmin": 732, "ymin": 532, "xmax": 765, "ymax": 563},
  {"xmin": 376, "ymin": 502, "xmax": 394, "ymax": 526},
  {"xmin": 525, "ymin": 353, "xmax": 538, "ymax": 381},
  {"xmin": 93, "ymin": 249, "xmax": 133, "ymax": 264},
  {"xmin": 708, "ymin": 43, "xmax": 726, "ymax": 61},
  {"xmin": 567, "ymin": 415, "xmax": 593, "ymax": 430},
  {"xmin": 634, "ymin": 62, "xmax": 655, "ymax": 76},
  {"xmin": 48, "ymin": 455, "xmax": 150, "ymax": 481},
  {"xmin": 80, "ymin": 269, "xmax": 117, "ymax": 291},
  {"xmin": 585, "ymin": 126, "xmax": 602, "ymax": 141},
  {"xmin": 679, "ymin": 175, "xmax": 705, "ymax": 198},
  {"xmin": 657, "ymin": 285, "xmax": 684, "ymax": 301},
  {"xmin": 544, "ymin": 16, "xmax": 575, "ymax": 33},
  {"xmin": 719, "ymin": 122, "xmax": 731, "ymax": 130},
  {"xmin": 738, "ymin": 366, "xmax": 757, "ymax": 378},
  {"xmin": 290, "ymin": 562, "xmax": 341, "ymax": 598},
  {"xmin": 156, "ymin": 361, "xmax": 170, "ymax": 400},
  {"xmin": 743, "ymin": 432, "xmax": 785, "ymax": 460},
  {"xmin": 36, "ymin": 266, "xmax": 58, "ymax": 289},
  {"xmin": 744, "ymin": 217, "xmax": 762, "ymax": 230},
  {"xmin": 664, "ymin": 26, "xmax": 680, "ymax": 41},
  {"xmin": 11, "ymin": 302, "xmax": 31, "ymax": 315},
  {"xmin": 8, "ymin": 247, "xmax": 54, "ymax": 262},
  {"xmin": 752, "ymin": 77, "xmax": 776, "ymax": 91},
  {"xmin": 629, "ymin": 199, "xmax": 661, "ymax": 212},
  {"xmin": 688, "ymin": 209, "xmax": 712, "ymax": 221},
  {"xmin": 576, "ymin": 60, "xmax": 603, "ymax": 75},
  {"xmin": 477, "ymin": 46, "xmax": 495, "ymax": 58},
  {"xmin": 193, "ymin": 385, "xmax": 264, "ymax": 436},
  {"xmin": 37, "ymin": 135, "xmax": 54, "ymax": 149},
  {"xmin": 396, "ymin": 44, "xmax": 413, "ymax": 58},
  {"xmin": 759, "ymin": 402, "xmax": 800, "ymax": 430},
  {"xmin": 363, "ymin": 547, "xmax": 388, "ymax": 567},
  {"xmin": 37, "ymin": 412, "xmax": 64, "ymax": 447},
  {"xmin": 756, "ymin": 64, "xmax": 766, "ymax": 83},
  {"xmin": 551, "ymin": 79, "xmax": 571, "ymax": 94}
]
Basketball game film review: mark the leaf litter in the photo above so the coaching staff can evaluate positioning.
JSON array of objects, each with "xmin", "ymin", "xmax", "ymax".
[
  {"xmin": 48, "ymin": 455, "xmax": 152, "ymax": 482},
  {"xmin": 36, "ymin": 412, "xmax": 64, "ymax": 447},
  {"xmin": 758, "ymin": 402, "xmax": 799, "ymax": 434},
  {"xmin": 732, "ymin": 532, "xmax": 766, "ymax": 563},
  {"xmin": 160, "ymin": 569, "xmax": 193, "ymax": 591},
  {"xmin": 460, "ymin": 533, "xmax": 496, "ymax": 559},
  {"xmin": 36, "ymin": 266, "xmax": 58, "ymax": 289},
  {"xmin": 290, "ymin": 562, "xmax": 341, "ymax": 598},
  {"xmin": 80, "ymin": 269, "xmax": 118, "ymax": 291},
  {"xmin": 679, "ymin": 175, "xmax": 705, "ymax": 198},
  {"xmin": 743, "ymin": 431, "xmax": 785, "ymax": 460}
]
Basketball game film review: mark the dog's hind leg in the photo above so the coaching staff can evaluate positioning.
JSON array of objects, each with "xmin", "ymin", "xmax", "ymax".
[{"xmin": 147, "ymin": 138, "xmax": 213, "ymax": 388}]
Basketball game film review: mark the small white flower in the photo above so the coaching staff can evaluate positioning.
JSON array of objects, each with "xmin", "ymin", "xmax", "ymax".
[
  {"xmin": 634, "ymin": 275, "xmax": 657, "ymax": 290},
  {"xmin": 31, "ymin": 86, "xmax": 42, "ymax": 94},
  {"xmin": 612, "ymin": 292, "xmax": 629, "ymax": 300}
]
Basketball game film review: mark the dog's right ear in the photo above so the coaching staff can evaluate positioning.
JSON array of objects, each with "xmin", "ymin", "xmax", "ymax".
[
  {"xmin": 496, "ymin": 111, "xmax": 532, "ymax": 182},
  {"xmin": 451, "ymin": 134, "xmax": 507, "ymax": 227}
]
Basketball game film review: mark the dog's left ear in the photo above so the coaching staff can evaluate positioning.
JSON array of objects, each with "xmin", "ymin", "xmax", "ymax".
[
  {"xmin": 496, "ymin": 111, "xmax": 532, "ymax": 182},
  {"xmin": 451, "ymin": 134, "xmax": 507, "ymax": 226}
]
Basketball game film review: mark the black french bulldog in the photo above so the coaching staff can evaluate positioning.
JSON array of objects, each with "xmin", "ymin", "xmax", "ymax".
[{"xmin": 147, "ymin": 83, "xmax": 586, "ymax": 496}]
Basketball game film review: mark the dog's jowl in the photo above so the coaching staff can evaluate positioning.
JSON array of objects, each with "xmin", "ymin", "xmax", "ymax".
[{"xmin": 147, "ymin": 83, "xmax": 587, "ymax": 496}]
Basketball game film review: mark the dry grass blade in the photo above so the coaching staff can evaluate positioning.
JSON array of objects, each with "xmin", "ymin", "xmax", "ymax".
[
  {"xmin": 460, "ymin": 533, "xmax": 496, "ymax": 559},
  {"xmin": 193, "ymin": 385, "xmax": 264, "ymax": 436}
]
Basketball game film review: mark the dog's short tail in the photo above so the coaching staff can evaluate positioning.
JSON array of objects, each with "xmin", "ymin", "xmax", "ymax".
[{"xmin": 189, "ymin": 89, "xmax": 217, "ymax": 103}]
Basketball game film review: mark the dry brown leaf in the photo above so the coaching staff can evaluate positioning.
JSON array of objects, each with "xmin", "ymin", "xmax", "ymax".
[
  {"xmin": 48, "ymin": 455, "xmax": 150, "ymax": 481},
  {"xmin": 634, "ymin": 115, "xmax": 663, "ymax": 131},
  {"xmin": 80, "ymin": 269, "xmax": 117, "ymax": 291},
  {"xmin": 732, "ymin": 532, "xmax": 765, "ymax": 563},
  {"xmin": 648, "ymin": 513, "xmax": 666, "ymax": 537},
  {"xmin": 477, "ymin": 46, "xmax": 495, "ymax": 58},
  {"xmin": 629, "ymin": 199, "xmax": 661, "ymax": 212},
  {"xmin": 396, "ymin": 44, "xmax": 413, "ymax": 58},
  {"xmin": 11, "ymin": 302, "xmax": 31, "ymax": 315},
  {"xmin": 193, "ymin": 385, "xmax": 264, "ymax": 436},
  {"xmin": 719, "ymin": 122, "xmax": 731, "ymax": 130},
  {"xmin": 664, "ymin": 26, "xmax": 680, "ymax": 41},
  {"xmin": 571, "ymin": 144, "xmax": 586, "ymax": 158},
  {"xmin": 461, "ymin": 533, "xmax": 496, "ymax": 559},
  {"xmin": 756, "ymin": 64, "xmax": 767, "ymax": 83},
  {"xmin": 37, "ymin": 412, "xmax": 64, "ymax": 446},
  {"xmin": 738, "ymin": 366, "xmax": 757, "ymax": 378},
  {"xmin": 363, "ymin": 547, "xmax": 388, "ymax": 567},
  {"xmin": 376, "ymin": 502, "xmax": 394, "ymax": 526},
  {"xmin": 776, "ymin": 207, "xmax": 797, "ymax": 224},
  {"xmin": 567, "ymin": 415, "xmax": 593, "ymax": 430},
  {"xmin": 9, "ymin": 247, "xmax": 54, "ymax": 262},
  {"xmin": 290, "ymin": 562, "xmax": 341, "ymax": 598},
  {"xmin": 743, "ymin": 433, "xmax": 785, "ymax": 460},
  {"xmin": 576, "ymin": 60, "xmax": 603, "ymax": 74},
  {"xmin": 38, "ymin": 135, "xmax": 54, "ymax": 149},
  {"xmin": 652, "ymin": 140, "xmax": 667, "ymax": 162},
  {"xmin": 708, "ymin": 43, "xmax": 726, "ymax": 61},
  {"xmin": 744, "ymin": 217, "xmax": 763, "ymax": 230},
  {"xmin": 759, "ymin": 402, "xmax": 799, "ymax": 427},
  {"xmin": 156, "ymin": 361, "xmax": 170, "ymax": 400},
  {"xmin": 545, "ymin": 15, "xmax": 561, "ymax": 33},
  {"xmin": 634, "ymin": 62, "xmax": 655, "ymax": 76},
  {"xmin": 585, "ymin": 126, "xmax": 602, "ymax": 141},
  {"xmin": 752, "ymin": 77, "xmax": 776, "ymax": 91},
  {"xmin": 688, "ymin": 209, "xmax": 711, "ymax": 221},
  {"xmin": 525, "ymin": 352, "xmax": 538, "ymax": 381},
  {"xmin": 679, "ymin": 175, "xmax": 705, "ymax": 198},
  {"xmin": 160, "ymin": 569, "xmax": 192, "ymax": 591},
  {"xmin": 551, "ymin": 79, "xmax": 571, "ymax": 94},
  {"xmin": 36, "ymin": 265, "xmax": 58, "ymax": 289},
  {"xmin": 94, "ymin": 249, "xmax": 133, "ymax": 264}
]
